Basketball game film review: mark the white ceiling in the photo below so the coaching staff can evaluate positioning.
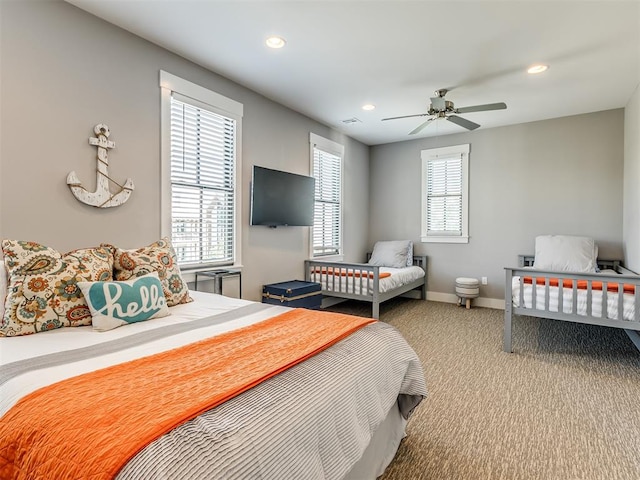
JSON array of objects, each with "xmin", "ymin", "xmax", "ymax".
[{"xmin": 67, "ymin": 0, "xmax": 640, "ymax": 146}]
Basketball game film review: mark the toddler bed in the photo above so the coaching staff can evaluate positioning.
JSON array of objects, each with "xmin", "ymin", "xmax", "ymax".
[
  {"xmin": 504, "ymin": 235, "xmax": 640, "ymax": 353},
  {"xmin": 0, "ymin": 239, "xmax": 427, "ymax": 480},
  {"xmin": 305, "ymin": 240, "xmax": 427, "ymax": 320}
]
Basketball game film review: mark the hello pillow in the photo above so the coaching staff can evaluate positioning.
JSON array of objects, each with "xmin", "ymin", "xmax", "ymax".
[{"xmin": 78, "ymin": 272, "xmax": 170, "ymax": 332}]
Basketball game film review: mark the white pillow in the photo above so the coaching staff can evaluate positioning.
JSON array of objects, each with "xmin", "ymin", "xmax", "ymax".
[
  {"xmin": 533, "ymin": 235, "xmax": 597, "ymax": 273},
  {"xmin": 369, "ymin": 240, "xmax": 412, "ymax": 269}
]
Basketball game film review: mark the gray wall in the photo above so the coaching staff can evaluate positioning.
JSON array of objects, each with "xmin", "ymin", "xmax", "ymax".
[
  {"xmin": 623, "ymin": 84, "xmax": 640, "ymax": 273},
  {"xmin": 0, "ymin": 1, "xmax": 370, "ymax": 302},
  {"xmin": 369, "ymin": 110, "xmax": 624, "ymax": 300}
]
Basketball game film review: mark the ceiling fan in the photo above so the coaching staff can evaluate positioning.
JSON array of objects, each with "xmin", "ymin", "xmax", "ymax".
[{"xmin": 382, "ymin": 89, "xmax": 507, "ymax": 135}]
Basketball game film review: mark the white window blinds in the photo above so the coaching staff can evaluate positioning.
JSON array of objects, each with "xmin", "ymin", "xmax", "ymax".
[
  {"xmin": 421, "ymin": 144, "xmax": 469, "ymax": 243},
  {"xmin": 426, "ymin": 155, "xmax": 463, "ymax": 235},
  {"xmin": 170, "ymin": 94, "xmax": 236, "ymax": 266},
  {"xmin": 312, "ymin": 140, "xmax": 342, "ymax": 257}
]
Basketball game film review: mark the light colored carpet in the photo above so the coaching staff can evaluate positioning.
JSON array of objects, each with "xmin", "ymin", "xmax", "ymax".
[{"xmin": 325, "ymin": 298, "xmax": 640, "ymax": 480}]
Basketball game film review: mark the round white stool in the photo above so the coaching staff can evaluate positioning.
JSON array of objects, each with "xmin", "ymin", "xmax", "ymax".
[{"xmin": 455, "ymin": 277, "xmax": 480, "ymax": 309}]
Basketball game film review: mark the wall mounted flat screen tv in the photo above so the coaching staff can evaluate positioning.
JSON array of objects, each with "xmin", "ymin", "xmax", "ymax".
[{"xmin": 250, "ymin": 166, "xmax": 316, "ymax": 227}]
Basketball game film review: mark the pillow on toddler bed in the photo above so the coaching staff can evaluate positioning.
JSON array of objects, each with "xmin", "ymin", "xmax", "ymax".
[
  {"xmin": 533, "ymin": 235, "xmax": 597, "ymax": 273},
  {"xmin": 368, "ymin": 240, "xmax": 413, "ymax": 269}
]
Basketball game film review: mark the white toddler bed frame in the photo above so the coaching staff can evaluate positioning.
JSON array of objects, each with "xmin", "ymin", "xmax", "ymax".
[
  {"xmin": 504, "ymin": 255, "xmax": 640, "ymax": 353},
  {"xmin": 304, "ymin": 255, "xmax": 427, "ymax": 320}
]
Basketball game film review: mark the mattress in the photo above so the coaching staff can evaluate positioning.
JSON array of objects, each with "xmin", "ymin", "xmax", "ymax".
[
  {"xmin": 511, "ymin": 272, "xmax": 636, "ymax": 321},
  {"xmin": 312, "ymin": 265, "xmax": 425, "ymax": 295},
  {"xmin": 0, "ymin": 291, "xmax": 427, "ymax": 479}
]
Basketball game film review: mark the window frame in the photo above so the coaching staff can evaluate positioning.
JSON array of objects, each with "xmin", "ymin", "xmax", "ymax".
[
  {"xmin": 160, "ymin": 70, "xmax": 243, "ymax": 271},
  {"xmin": 309, "ymin": 132, "xmax": 344, "ymax": 260},
  {"xmin": 421, "ymin": 143, "xmax": 470, "ymax": 244}
]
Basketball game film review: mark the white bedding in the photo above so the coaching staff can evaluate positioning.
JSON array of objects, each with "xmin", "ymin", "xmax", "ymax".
[
  {"xmin": 312, "ymin": 265, "xmax": 425, "ymax": 295},
  {"xmin": 511, "ymin": 273, "xmax": 636, "ymax": 322},
  {"xmin": 0, "ymin": 291, "xmax": 427, "ymax": 479},
  {"xmin": 0, "ymin": 292, "xmax": 287, "ymax": 416}
]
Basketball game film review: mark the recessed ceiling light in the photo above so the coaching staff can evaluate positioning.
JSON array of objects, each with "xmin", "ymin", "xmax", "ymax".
[
  {"xmin": 265, "ymin": 36, "xmax": 286, "ymax": 49},
  {"xmin": 362, "ymin": 104, "xmax": 376, "ymax": 111},
  {"xmin": 527, "ymin": 64, "xmax": 549, "ymax": 74}
]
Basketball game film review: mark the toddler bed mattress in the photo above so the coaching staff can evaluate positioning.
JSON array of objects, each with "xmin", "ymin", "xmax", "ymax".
[
  {"xmin": 511, "ymin": 270, "xmax": 636, "ymax": 321},
  {"xmin": 311, "ymin": 265, "xmax": 425, "ymax": 295},
  {"xmin": 0, "ymin": 291, "xmax": 426, "ymax": 480}
]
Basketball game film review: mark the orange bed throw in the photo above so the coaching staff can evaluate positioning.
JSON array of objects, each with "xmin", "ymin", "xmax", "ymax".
[
  {"xmin": 523, "ymin": 276, "xmax": 636, "ymax": 295},
  {"xmin": 0, "ymin": 308, "xmax": 374, "ymax": 480},
  {"xmin": 313, "ymin": 266, "xmax": 391, "ymax": 279}
]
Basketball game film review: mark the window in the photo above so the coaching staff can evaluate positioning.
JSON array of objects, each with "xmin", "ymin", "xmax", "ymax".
[
  {"xmin": 421, "ymin": 144, "xmax": 469, "ymax": 243},
  {"xmin": 160, "ymin": 71, "xmax": 243, "ymax": 268},
  {"xmin": 310, "ymin": 133, "xmax": 344, "ymax": 258}
]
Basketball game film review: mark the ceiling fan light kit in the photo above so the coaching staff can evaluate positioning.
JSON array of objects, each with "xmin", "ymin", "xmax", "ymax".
[{"xmin": 382, "ymin": 88, "xmax": 507, "ymax": 135}]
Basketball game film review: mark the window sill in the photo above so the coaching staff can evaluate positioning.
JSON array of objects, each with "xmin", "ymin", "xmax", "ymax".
[{"xmin": 421, "ymin": 236, "xmax": 469, "ymax": 244}]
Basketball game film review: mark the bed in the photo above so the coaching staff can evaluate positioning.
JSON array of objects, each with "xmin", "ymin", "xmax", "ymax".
[
  {"xmin": 0, "ymin": 239, "xmax": 427, "ymax": 480},
  {"xmin": 0, "ymin": 291, "xmax": 427, "ymax": 479},
  {"xmin": 305, "ymin": 240, "xmax": 427, "ymax": 320},
  {"xmin": 503, "ymin": 236, "xmax": 640, "ymax": 353},
  {"xmin": 305, "ymin": 252, "xmax": 427, "ymax": 320}
]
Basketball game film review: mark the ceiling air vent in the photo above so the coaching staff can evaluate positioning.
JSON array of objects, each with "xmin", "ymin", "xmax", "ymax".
[{"xmin": 341, "ymin": 117, "xmax": 362, "ymax": 125}]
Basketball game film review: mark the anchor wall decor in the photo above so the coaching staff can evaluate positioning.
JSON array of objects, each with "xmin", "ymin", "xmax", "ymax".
[{"xmin": 67, "ymin": 124, "xmax": 134, "ymax": 208}]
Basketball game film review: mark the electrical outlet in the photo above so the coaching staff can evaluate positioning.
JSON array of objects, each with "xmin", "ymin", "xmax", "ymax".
[{"xmin": 481, "ymin": 277, "xmax": 488, "ymax": 285}]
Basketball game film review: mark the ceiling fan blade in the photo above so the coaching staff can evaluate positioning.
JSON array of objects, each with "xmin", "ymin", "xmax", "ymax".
[
  {"xmin": 456, "ymin": 102, "xmax": 507, "ymax": 114},
  {"xmin": 409, "ymin": 118, "xmax": 435, "ymax": 135},
  {"xmin": 447, "ymin": 115, "xmax": 480, "ymax": 131},
  {"xmin": 430, "ymin": 96, "xmax": 446, "ymax": 111},
  {"xmin": 382, "ymin": 113, "xmax": 428, "ymax": 121}
]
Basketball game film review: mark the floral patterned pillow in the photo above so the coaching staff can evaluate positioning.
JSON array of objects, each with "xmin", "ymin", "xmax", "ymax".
[
  {"xmin": 106, "ymin": 238, "xmax": 192, "ymax": 307},
  {"xmin": 1, "ymin": 240, "xmax": 114, "ymax": 336}
]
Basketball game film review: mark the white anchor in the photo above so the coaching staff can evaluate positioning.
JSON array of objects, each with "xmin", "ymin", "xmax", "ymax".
[{"xmin": 67, "ymin": 124, "xmax": 134, "ymax": 208}]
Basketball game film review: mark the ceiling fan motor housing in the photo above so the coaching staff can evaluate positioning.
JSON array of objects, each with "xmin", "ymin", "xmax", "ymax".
[{"xmin": 429, "ymin": 100, "xmax": 455, "ymax": 115}]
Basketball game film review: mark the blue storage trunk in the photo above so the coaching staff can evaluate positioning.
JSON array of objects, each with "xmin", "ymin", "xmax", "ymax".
[{"xmin": 262, "ymin": 280, "xmax": 322, "ymax": 309}]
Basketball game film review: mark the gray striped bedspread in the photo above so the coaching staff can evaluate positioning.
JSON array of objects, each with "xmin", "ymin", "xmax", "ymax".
[{"xmin": 117, "ymin": 321, "xmax": 427, "ymax": 480}]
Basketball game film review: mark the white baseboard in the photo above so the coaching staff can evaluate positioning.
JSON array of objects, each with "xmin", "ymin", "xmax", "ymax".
[
  {"xmin": 426, "ymin": 291, "xmax": 505, "ymax": 310},
  {"xmin": 319, "ymin": 290, "xmax": 504, "ymax": 310},
  {"xmin": 322, "ymin": 291, "xmax": 504, "ymax": 310}
]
